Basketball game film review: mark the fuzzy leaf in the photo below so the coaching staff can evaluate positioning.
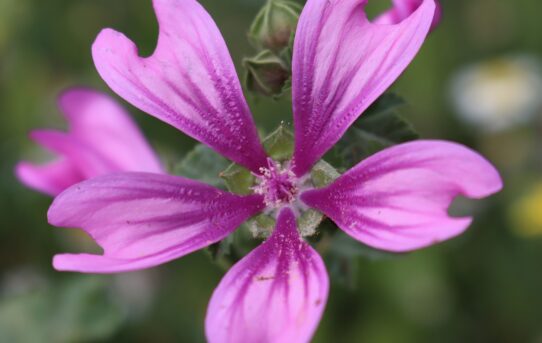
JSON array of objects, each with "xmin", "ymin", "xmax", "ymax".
[
  {"xmin": 262, "ymin": 124, "xmax": 294, "ymax": 161},
  {"xmin": 311, "ymin": 160, "xmax": 341, "ymax": 188},
  {"xmin": 174, "ymin": 144, "xmax": 230, "ymax": 188},
  {"xmin": 220, "ymin": 163, "xmax": 255, "ymax": 195},
  {"xmin": 331, "ymin": 93, "xmax": 419, "ymax": 169}
]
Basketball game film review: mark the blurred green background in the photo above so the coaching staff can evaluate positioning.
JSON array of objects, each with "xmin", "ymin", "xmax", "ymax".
[{"xmin": 2, "ymin": 0, "xmax": 542, "ymax": 342}]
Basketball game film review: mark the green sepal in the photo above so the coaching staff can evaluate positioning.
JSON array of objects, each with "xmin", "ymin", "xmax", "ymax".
[
  {"xmin": 219, "ymin": 163, "xmax": 254, "ymax": 195},
  {"xmin": 262, "ymin": 123, "xmax": 294, "ymax": 161},
  {"xmin": 247, "ymin": 214, "xmax": 276, "ymax": 239},
  {"xmin": 311, "ymin": 159, "xmax": 341, "ymax": 188},
  {"xmin": 298, "ymin": 209, "xmax": 324, "ymax": 237},
  {"xmin": 248, "ymin": 0, "xmax": 302, "ymax": 52},
  {"xmin": 173, "ymin": 144, "xmax": 229, "ymax": 188},
  {"xmin": 244, "ymin": 49, "xmax": 290, "ymax": 97},
  {"xmin": 219, "ymin": 124, "xmax": 340, "ymax": 241},
  {"xmin": 220, "ymin": 124, "xmax": 295, "ymax": 195}
]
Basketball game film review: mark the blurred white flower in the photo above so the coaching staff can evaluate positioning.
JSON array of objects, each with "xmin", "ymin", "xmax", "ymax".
[
  {"xmin": 0, "ymin": 267, "xmax": 47, "ymax": 297},
  {"xmin": 112, "ymin": 270, "xmax": 158, "ymax": 319},
  {"xmin": 450, "ymin": 55, "xmax": 542, "ymax": 131}
]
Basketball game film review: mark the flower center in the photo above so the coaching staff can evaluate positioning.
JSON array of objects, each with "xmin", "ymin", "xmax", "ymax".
[{"xmin": 253, "ymin": 158, "xmax": 298, "ymax": 208}]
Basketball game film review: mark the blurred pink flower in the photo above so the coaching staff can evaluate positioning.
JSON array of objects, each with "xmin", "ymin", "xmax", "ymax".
[
  {"xmin": 375, "ymin": 0, "xmax": 442, "ymax": 30},
  {"xmin": 46, "ymin": 1, "xmax": 500, "ymax": 342},
  {"xmin": 16, "ymin": 88, "xmax": 163, "ymax": 196}
]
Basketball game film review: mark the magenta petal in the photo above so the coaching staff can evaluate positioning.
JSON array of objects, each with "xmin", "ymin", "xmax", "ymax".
[
  {"xmin": 15, "ymin": 159, "xmax": 83, "ymax": 197},
  {"xmin": 302, "ymin": 140, "xmax": 503, "ymax": 252},
  {"xmin": 59, "ymin": 87, "xmax": 163, "ymax": 174},
  {"xmin": 291, "ymin": 0, "xmax": 436, "ymax": 176},
  {"xmin": 205, "ymin": 208, "xmax": 329, "ymax": 343},
  {"xmin": 29, "ymin": 129, "xmax": 115, "ymax": 178},
  {"xmin": 374, "ymin": 0, "xmax": 442, "ymax": 30},
  {"xmin": 48, "ymin": 172, "xmax": 265, "ymax": 273},
  {"xmin": 92, "ymin": 0, "xmax": 267, "ymax": 173},
  {"xmin": 16, "ymin": 88, "xmax": 162, "ymax": 196}
]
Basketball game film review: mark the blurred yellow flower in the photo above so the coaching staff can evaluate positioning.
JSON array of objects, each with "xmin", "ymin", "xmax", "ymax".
[{"xmin": 511, "ymin": 182, "xmax": 542, "ymax": 237}]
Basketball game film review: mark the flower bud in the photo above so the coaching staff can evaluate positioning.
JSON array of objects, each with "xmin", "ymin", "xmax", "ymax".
[
  {"xmin": 248, "ymin": 0, "xmax": 302, "ymax": 52},
  {"xmin": 243, "ymin": 50, "xmax": 290, "ymax": 97}
]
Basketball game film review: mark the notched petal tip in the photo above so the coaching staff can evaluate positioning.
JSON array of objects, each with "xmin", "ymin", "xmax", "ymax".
[
  {"xmin": 91, "ymin": 1, "xmax": 268, "ymax": 173},
  {"xmin": 302, "ymin": 140, "xmax": 502, "ymax": 253},
  {"xmin": 291, "ymin": 0, "xmax": 436, "ymax": 176},
  {"xmin": 93, "ymin": 27, "xmax": 137, "ymax": 54},
  {"xmin": 47, "ymin": 172, "xmax": 265, "ymax": 274}
]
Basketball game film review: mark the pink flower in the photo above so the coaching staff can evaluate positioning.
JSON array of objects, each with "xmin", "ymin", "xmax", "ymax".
[
  {"xmin": 16, "ymin": 87, "xmax": 163, "ymax": 196},
  {"xmin": 46, "ymin": 0, "xmax": 501, "ymax": 342}
]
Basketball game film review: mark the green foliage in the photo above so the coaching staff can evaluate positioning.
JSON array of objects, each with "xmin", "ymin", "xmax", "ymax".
[
  {"xmin": 331, "ymin": 93, "xmax": 419, "ymax": 169},
  {"xmin": 0, "ymin": 277, "xmax": 124, "ymax": 342},
  {"xmin": 315, "ymin": 222, "xmax": 397, "ymax": 289},
  {"xmin": 220, "ymin": 163, "xmax": 255, "ymax": 195},
  {"xmin": 329, "ymin": 232, "xmax": 398, "ymax": 261},
  {"xmin": 244, "ymin": 0, "xmax": 298, "ymax": 98},
  {"xmin": 173, "ymin": 144, "xmax": 229, "ymax": 188},
  {"xmin": 311, "ymin": 160, "xmax": 341, "ymax": 188}
]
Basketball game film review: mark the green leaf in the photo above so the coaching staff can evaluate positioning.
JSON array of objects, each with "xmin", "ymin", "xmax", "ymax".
[
  {"xmin": 173, "ymin": 144, "xmax": 230, "ymax": 188},
  {"xmin": 361, "ymin": 92, "xmax": 406, "ymax": 118},
  {"xmin": 325, "ymin": 231, "xmax": 398, "ymax": 289},
  {"xmin": 326, "ymin": 252, "xmax": 360, "ymax": 290},
  {"xmin": 352, "ymin": 93, "xmax": 416, "ymax": 145},
  {"xmin": 331, "ymin": 93, "xmax": 419, "ymax": 169},
  {"xmin": 206, "ymin": 224, "xmax": 261, "ymax": 269},
  {"xmin": 207, "ymin": 233, "xmax": 239, "ymax": 269},
  {"xmin": 329, "ymin": 232, "xmax": 398, "ymax": 260}
]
